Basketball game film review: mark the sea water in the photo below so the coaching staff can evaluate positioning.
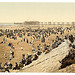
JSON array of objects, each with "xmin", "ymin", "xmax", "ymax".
[{"xmin": 0, "ymin": 23, "xmax": 15, "ymax": 26}]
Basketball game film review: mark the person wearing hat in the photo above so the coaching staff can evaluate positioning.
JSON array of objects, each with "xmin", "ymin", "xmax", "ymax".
[
  {"xmin": 32, "ymin": 54, "xmax": 38, "ymax": 61},
  {"xmin": 25, "ymin": 54, "xmax": 32, "ymax": 65},
  {"xmin": 7, "ymin": 62, "xmax": 12, "ymax": 69},
  {"xmin": 19, "ymin": 60, "xmax": 24, "ymax": 69},
  {"xmin": 26, "ymin": 39, "xmax": 28, "ymax": 43},
  {"xmin": 0, "ymin": 62, "xmax": 4, "ymax": 70},
  {"xmin": 13, "ymin": 62, "xmax": 19, "ymax": 70},
  {"xmin": 4, "ymin": 62, "xmax": 9, "ymax": 72},
  {"xmin": 24, "ymin": 38, "xmax": 25, "ymax": 42},
  {"xmin": 41, "ymin": 35, "xmax": 45, "ymax": 43},
  {"xmin": 22, "ymin": 54, "xmax": 25, "ymax": 59}
]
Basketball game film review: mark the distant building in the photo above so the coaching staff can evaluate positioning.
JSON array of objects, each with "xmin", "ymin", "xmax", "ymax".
[
  {"xmin": 14, "ymin": 23, "xmax": 23, "ymax": 24},
  {"xmin": 23, "ymin": 21, "xmax": 40, "ymax": 25}
]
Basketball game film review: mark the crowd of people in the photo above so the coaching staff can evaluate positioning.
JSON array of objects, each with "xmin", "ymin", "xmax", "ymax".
[{"xmin": 0, "ymin": 25, "xmax": 75, "ymax": 72}]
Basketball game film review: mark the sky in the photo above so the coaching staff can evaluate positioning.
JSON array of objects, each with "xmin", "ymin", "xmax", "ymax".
[{"xmin": 0, "ymin": 2, "xmax": 75, "ymax": 23}]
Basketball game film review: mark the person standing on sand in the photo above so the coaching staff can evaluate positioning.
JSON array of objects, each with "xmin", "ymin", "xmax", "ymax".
[
  {"xmin": 21, "ymin": 38, "xmax": 22, "ymax": 42},
  {"xmin": 13, "ymin": 62, "xmax": 19, "ymax": 70},
  {"xmin": 4, "ymin": 53, "xmax": 7, "ymax": 59},
  {"xmin": 0, "ymin": 62, "xmax": 3, "ymax": 69},
  {"xmin": 23, "ymin": 36, "xmax": 26, "ymax": 42},
  {"xmin": 9, "ymin": 54, "xmax": 12, "ymax": 60},
  {"xmin": 41, "ymin": 36, "xmax": 45, "ymax": 43},
  {"xmin": 10, "ymin": 49, "xmax": 14, "ymax": 58},
  {"xmin": 22, "ymin": 54, "xmax": 25, "ymax": 60},
  {"xmin": 10, "ymin": 49, "xmax": 12, "ymax": 54},
  {"xmin": 3, "ymin": 37, "xmax": 6, "ymax": 43},
  {"xmin": 26, "ymin": 39, "xmax": 28, "ymax": 43},
  {"xmin": 24, "ymin": 38, "xmax": 25, "ymax": 42},
  {"xmin": 21, "ymin": 46, "xmax": 23, "ymax": 50}
]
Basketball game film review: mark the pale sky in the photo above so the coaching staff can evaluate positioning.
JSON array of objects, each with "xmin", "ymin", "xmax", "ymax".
[{"xmin": 0, "ymin": 2, "xmax": 75, "ymax": 23}]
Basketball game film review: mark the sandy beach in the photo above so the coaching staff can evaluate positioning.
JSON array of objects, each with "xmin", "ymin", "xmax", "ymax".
[{"xmin": 0, "ymin": 24, "xmax": 75, "ymax": 72}]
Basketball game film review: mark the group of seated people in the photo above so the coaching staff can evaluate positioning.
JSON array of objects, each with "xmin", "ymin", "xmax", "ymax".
[
  {"xmin": 13, "ymin": 51, "xmax": 42, "ymax": 70},
  {"xmin": 0, "ymin": 50, "xmax": 41, "ymax": 72}
]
